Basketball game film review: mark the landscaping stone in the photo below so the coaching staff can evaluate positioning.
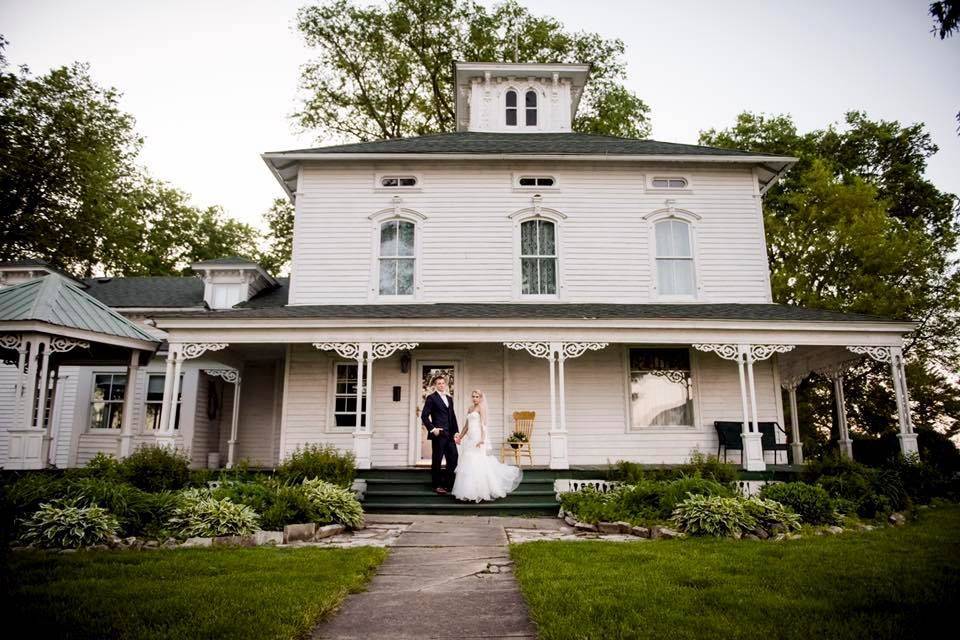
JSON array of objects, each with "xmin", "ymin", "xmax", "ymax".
[
  {"xmin": 563, "ymin": 515, "xmax": 578, "ymax": 527},
  {"xmin": 253, "ymin": 531, "xmax": 283, "ymax": 546},
  {"xmin": 658, "ymin": 527, "xmax": 681, "ymax": 540},
  {"xmin": 744, "ymin": 533, "xmax": 760, "ymax": 541},
  {"xmin": 315, "ymin": 524, "xmax": 346, "ymax": 540},
  {"xmin": 631, "ymin": 526, "xmax": 650, "ymax": 538},
  {"xmin": 144, "ymin": 540, "xmax": 159, "ymax": 548},
  {"xmin": 889, "ymin": 512, "xmax": 907, "ymax": 527},
  {"xmin": 181, "ymin": 536, "xmax": 213, "ymax": 548},
  {"xmin": 106, "ymin": 535, "xmax": 123, "ymax": 548},
  {"xmin": 613, "ymin": 521, "xmax": 633, "ymax": 534},
  {"xmin": 597, "ymin": 522, "xmax": 622, "ymax": 534},
  {"xmin": 60, "ymin": 548, "xmax": 77, "ymax": 554},
  {"xmin": 825, "ymin": 526, "xmax": 844, "ymax": 535},
  {"xmin": 284, "ymin": 523, "xmax": 317, "ymax": 543},
  {"xmin": 124, "ymin": 536, "xmax": 138, "ymax": 546},
  {"xmin": 574, "ymin": 522, "xmax": 597, "ymax": 533},
  {"xmin": 213, "ymin": 534, "xmax": 256, "ymax": 547},
  {"xmin": 752, "ymin": 528, "xmax": 770, "ymax": 540},
  {"xmin": 90, "ymin": 544, "xmax": 110, "ymax": 551}
]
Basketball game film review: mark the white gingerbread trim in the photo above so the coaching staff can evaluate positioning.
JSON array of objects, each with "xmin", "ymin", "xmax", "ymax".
[
  {"xmin": 692, "ymin": 343, "xmax": 742, "ymax": 361},
  {"xmin": 559, "ymin": 342, "xmax": 609, "ymax": 360},
  {"xmin": 313, "ymin": 342, "xmax": 363, "ymax": 360},
  {"xmin": 204, "ymin": 368, "xmax": 241, "ymax": 384},
  {"xmin": 503, "ymin": 342, "xmax": 553, "ymax": 360},
  {"xmin": 847, "ymin": 345, "xmax": 892, "ymax": 363},
  {"xmin": 178, "ymin": 343, "xmax": 228, "ymax": 360},
  {"xmin": 49, "ymin": 337, "xmax": 91, "ymax": 353}
]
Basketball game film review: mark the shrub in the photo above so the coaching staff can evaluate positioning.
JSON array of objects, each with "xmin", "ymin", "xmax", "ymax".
[
  {"xmin": 885, "ymin": 454, "xmax": 947, "ymax": 504},
  {"xmin": 122, "ymin": 446, "xmax": 190, "ymax": 492},
  {"xmin": 759, "ymin": 482, "xmax": 836, "ymax": 525},
  {"xmin": 168, "ymin": 493, "xmax": 260, "ymax": 538},
  {"xmin": 559, "ymin": 486, "xmax": 619, "ymax": 524},
  {"xmin": 678, "ymin": 451, "xmax": 738, "ymax": 484},
  {"xmin": 672, "ymin": 495, "xmax": 755, "ymax": 537},
  {"xmin": 63, "ymin": 477, "xmax": 182, "ymax": 537},
  {"xmin": 213, "ymin": 479, "xmax": 320, "ymax": 531},
  {"xmin": 743, "ymin": 497, "xmax": 801, "ymax": 532},
  {"xmin": 83, "ymin": 452, "xmax": 125, "ymax": 481},
  {"xmin": 660, "ymin": 476, "xmax": 733, "ymax": 519},
  {"xmin": 18, "ymin": 498, "xmax": 119, "ymax": 548},
  {"xmin": 612, "ymin": 481, "xmax": 667, "ymax": 522},
  {"xmin": 277, "ymin": 445, "xmax": 356, "ymax": 487},
  {"xmin": 301, "ymin": 479, "xmax": 364, "ymax": 529}
]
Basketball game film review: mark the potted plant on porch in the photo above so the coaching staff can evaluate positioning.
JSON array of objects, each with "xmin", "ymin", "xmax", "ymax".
[{"xmin": 507, "ymin": 431, "xmax": 529, "ymax": 449}]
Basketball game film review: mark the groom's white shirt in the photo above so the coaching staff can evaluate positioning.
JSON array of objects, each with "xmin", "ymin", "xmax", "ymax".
[{"xmin": 435, "ymin": 390, "xmax": 448, "ymax": 408}]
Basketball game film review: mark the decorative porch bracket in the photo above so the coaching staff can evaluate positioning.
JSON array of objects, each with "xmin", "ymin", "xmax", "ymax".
[
  {"xmin": 846, "ymin": 345, "xmax": 918, "ymax": 456},
  {"xmin": 157, "ymin": 343, "xmax": 229, "ymax": 442},
  {"xmin": 504, "ymin": 341, "xmax": 608, "ymax": 470},
  {"xmin": 205, "ymin": 368, "xmax": 243, "ymax": 468},
  {"xmin": 313, "ymin": 342, "xmax": 419, "ymax": 469},
  {"xmin": 693, "ymin": 344, "xmax": 794, "ymax": 471}
]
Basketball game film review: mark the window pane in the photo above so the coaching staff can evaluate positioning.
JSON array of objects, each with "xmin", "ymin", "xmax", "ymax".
[
  {"xmin": 657, "ymin": 259, "xmax": 695, "ymax": 296},
  {"xmin": 655, "ymin": 220, "xmax": 691, "ymax": 257},
  {"xmin": 536, "ymin": 177, "xmax": 554, "ymax": 186},
  {"xmin": 147, "ymin": 376, "xmax": 165, "ymax": 402},
  {"xmin": 520, "ymin": 221, "xmax": 538, "ymax": 255},
  {"xmin": 519, "ymin": 177, "xmax": 536, "ymax": 186},
  {"xmin": 108, "ymin": 375, "xmax": 127, "ymax": 401},
  {"xmin": 381, "ymin": 177, "xmax": 398, "ymax": 187},
  {"xmin": 630, "ymin": 348, "xmax": 690, "ymax": 371},
  {"xmin": 90, "ymin": 402, "xmax": 107, "ymax": 429},
  {"xmin": 146, "ymin": 405, "xmax": 160, "ymax": 430},
  {"xmin": 521, "ymin": 258, "xmax": 537, "ymax": 295},
  {"xmin": 379, "ymin": 259, "xmax": 397, "ymax": 295},
  {"xmin": 506, "ymin": 90, "xmax": 517, "ymax": 107},
  {"xmin": 93, "ymin": 375, "xmax": 111, "ymax": 401},
  {"xmin": 669, "ymin": 178, "xmax": 687, "ymax": 188},
  {"xmin": 397, "ymin": 259, "xmax": 415, "ymax": 295},
  {"xmin": 525, "ymin": 90, "xmax": 537, "ymax": 107},
  {"xmin": 397, "ymin": 221, "xmax": 415, "ymax": 256},
  {"xmin": 380, "ymin": 221, "xmax": 398, "ymax": 257},
  {"xmin": 398, "ymin": 177, "xmax": 417, "ymax": 187},
  {"xmin": 652, "ymin": 178, "xmax": 668, "ymax": 188},
  {"xmin": 108, "ymin": 404, "xmax": 123, "ymax": 430},
  {"xmin": 630, "ymin": 372, "xmax": 693, "ymax": 426},
  {"xmin": 526, "ymin": 108, "xmax": 537, "ymax": 126},
  {"xmin": 506, "ymin": 108, "xmax": 517, "ymax": 126},
  {"xmin": 538, "ymin": 221, "xmax": 555, "ymax": 255},
  {"xmin": 539, "ymin": 258, "xmax": 557, "ymax": 294}
]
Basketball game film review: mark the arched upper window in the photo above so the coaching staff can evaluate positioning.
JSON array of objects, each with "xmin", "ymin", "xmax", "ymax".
[
  {"xmin": 525, "ymin": 90, "xmax": 537, "ymax": 126},
  {"xmin": 654, "ymin": 219, "xmax": 695, "ymax": 296},
  {"xmin": 520, "ymin": 219, "xmax": 557, "ymax": 295},
  {"xmin": 505, "ymin": 90, "xmax": 518, "ymax": 126},
  {"xmin": 379, "ymin": 219, "xmax": 415, "ymax": 296}
]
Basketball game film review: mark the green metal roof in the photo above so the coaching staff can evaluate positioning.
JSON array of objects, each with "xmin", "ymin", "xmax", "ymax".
[{"xmin": 0, "ymin": 274, "xmax": 160, "ymax": 344}]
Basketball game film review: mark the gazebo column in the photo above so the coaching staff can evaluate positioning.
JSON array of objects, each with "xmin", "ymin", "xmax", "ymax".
[
  {"xmin": 847, "ymin": 345, "xmax": 919, "ymax": 456},
  {"xmin": 159, "ymin": 343, "xmax": 228, "ymax": 446},
  {"xmin": 694, "ymin": 344, "xmax": 794, "ymax": 471},
  {"xmin": 205, "ymin": 368, "xmax": 242, "ymax": 468},
  {"xmin": 314, "ymin": 342, "xmax": 419, "ymax": 469},
  {"xmin": 119, "ymin": 349, "xmax": 142, "ymax": 458},
  {"xmin": 817, "ymin": 363, "xmax": 853, "ymax": 458},
  {"xmin": 504, "ymin": 342, "xmax": 608, "ymax": 469},
  {"xmin": 780, "ymin": 376, "xmax": 805, "ymax": 465}
]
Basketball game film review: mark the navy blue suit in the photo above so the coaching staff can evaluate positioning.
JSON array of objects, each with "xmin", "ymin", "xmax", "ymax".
[{"xmin": 420, "ymin": 392, "xmax": 459, "ymax": 490}]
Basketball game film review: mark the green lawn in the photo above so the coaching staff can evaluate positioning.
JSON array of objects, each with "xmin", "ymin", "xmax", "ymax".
[
  {"xmin": 512, "ymin": 506, "xmax": 960, "ymax": 640},
  {"xmin": 0, "ymin": 546, "xmax": 386, "ymax": 640}
]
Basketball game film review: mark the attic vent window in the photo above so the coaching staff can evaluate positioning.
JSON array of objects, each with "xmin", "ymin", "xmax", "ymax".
[
  {"xmin": 518, "ymin": 176, "xmax": 556, "ymax": 188},
  {"xmin": 381, "ymin": 176, "xmax": 418, "ymax": 188},
  {"xmin": 651, "ymin": 177, "xmax": 688, "ymax": 189}
]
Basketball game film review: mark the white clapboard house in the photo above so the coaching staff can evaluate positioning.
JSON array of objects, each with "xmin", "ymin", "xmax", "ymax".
[{"xmin": 0, "ymin": 61, "xmax": 919, "ymax": 474}]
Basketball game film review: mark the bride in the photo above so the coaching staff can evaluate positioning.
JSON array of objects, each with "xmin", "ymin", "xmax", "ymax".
[{"xmin": 452, "ymin": 390, "xmax": 523, "ymax": 502}]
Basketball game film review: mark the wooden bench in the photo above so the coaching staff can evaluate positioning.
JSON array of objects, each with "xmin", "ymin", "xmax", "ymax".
[{"xmin": 714, "ymin": 421, "xmax": 792, "ymax": 464}]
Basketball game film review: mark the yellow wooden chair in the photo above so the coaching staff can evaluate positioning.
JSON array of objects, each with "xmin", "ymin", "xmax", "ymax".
[{"xmin": 501, "ymin": 411, "xmax": 535, "ymax": 467}]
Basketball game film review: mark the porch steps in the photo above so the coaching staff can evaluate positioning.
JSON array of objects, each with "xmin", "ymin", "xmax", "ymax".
[{"xmin": 358, "ymin": 468, "xmax": 562, "ymax": 515}]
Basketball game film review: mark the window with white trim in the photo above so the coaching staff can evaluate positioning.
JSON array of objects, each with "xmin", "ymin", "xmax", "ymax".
[
  {"xmin": 379, "ymin": 219, "xmax": 416, "ymax": 295},
  {"xmin": 655, "ymin": 219, "xmax": 696, "ymax": 296},
  {"xmin": 629, "ymin": 348, "xmax": 694, "ymax": 428},
  {"xmin": 651, "ymin": 177, "xmax": 688, "ymax": 189},
  {"xmin": 525, "ymin": 90, "xmax": 537, "ymax": 126},
  {"xmin": 517, "ymin": 176, "xmax": 555, "ymax": 188},
  {"xmin": 520, "ymin": 219, "xmax": 557, "ymax": 295},
  {"xmin": 333, "ymin": 363, "xmax": 367, "ymax": 428},
  {"xmin": 380, "ymin": 175, "xmax": 417, "ymax": 188},
  {"xmin": 505, "ymin": 90, "xmax": 518, "ymax": 126},
  {"xmin": 89, "ymin": 373, "xmax": 126, "ymax": 429},
  {"xmin": 145, "ymin": 374, "xmax": 182, "ymax": 430}
]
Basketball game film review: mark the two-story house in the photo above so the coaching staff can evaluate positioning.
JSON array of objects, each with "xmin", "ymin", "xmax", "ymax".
[{"xmin": 0, "ymin": 62, "xmax": 919, "ymax": 474}]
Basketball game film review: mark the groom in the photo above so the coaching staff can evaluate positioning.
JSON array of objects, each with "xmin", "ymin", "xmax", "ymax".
[{"xmin": 420, "ymin": 375, "xmax": 459, "ymax": 495}]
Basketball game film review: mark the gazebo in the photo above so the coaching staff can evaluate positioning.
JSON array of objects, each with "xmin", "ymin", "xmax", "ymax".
[{"xmin": 0, "ymin": 274, "xmax": 159, "ymax": 469}]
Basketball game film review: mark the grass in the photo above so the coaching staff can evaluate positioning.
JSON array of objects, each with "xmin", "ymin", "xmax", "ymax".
[
  {"xmin": 0, "ymin": 546, "xmax": 386, "ymax": 640},
  {"xmin": 511, "ymin": 505, "xmax": 960, "ymax": 640}
]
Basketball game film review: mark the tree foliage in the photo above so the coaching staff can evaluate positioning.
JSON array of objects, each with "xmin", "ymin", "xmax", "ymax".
[
  {"xmin": 701, "ymin": 112, "xmax": 960, "ymax": 444},
  {"xmin": 0, "ymin": 39, "xmax": 260, "ymax": 277},
  {"xmin": 258, "ymin": 198, "xmax": 296, "ymax": 276},
  {"xmin": 295, "ymin": 0, "xmax": 651, "ymax": 141}
]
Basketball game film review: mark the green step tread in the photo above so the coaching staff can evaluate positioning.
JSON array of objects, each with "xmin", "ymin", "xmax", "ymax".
[{"xmin": 362, "ymin": 501, "xmax": 559, "ymax": 509}]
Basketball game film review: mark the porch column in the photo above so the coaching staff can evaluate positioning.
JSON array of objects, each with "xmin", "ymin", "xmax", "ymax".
[
  {"xmin": 780, "ymin": 376, "xmax": 805, "ymax": 464},
  {"xmin": 205, "ymin": 368, "xmax": 242, "ymax": 468},
  {"xmin": 847, "ymin": 345, "xmax": 918, "ymax": 456},
  {"xmin": 32, "ymin": 340, "xmax": 51, "ymax": 430},
  {"xmin": 818, "ymin": 363, "xmax": 852, "ymax": 458},
  {"xmin": 160, "ymin": 343, "xmax": 228, "ymax": 446},
  {"xmin": 157, "ymin": 347, "xmax": 178, "ymax": 437},
  {"xmin": 119, "ymin": 349, "xmax": 141, "ymax": 458},
  {"xmin": 314, "ymin": 342, "xmax": 419, "ymax": 470}
]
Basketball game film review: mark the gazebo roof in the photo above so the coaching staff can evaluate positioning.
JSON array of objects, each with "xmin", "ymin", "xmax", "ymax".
[{"xmin": 0, "ymin": 274, "xmax": 160, "ymax": 349}]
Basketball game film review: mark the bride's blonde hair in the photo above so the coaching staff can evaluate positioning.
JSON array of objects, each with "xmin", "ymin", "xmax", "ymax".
[{"xmin": 471, "ymin": 389, "xmax": 488, "ymax": 426}]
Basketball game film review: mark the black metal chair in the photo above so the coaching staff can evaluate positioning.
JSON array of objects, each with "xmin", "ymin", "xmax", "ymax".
[
  {"xmin": 714, "ymin": 421, "xmax": 744, "ymax": 462},
  {"xmin": 758, "ymin": 421, "xmax": 791, "ymax": 465}
]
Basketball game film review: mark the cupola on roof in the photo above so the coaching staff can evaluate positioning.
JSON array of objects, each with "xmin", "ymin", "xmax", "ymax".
[{"xmin": 453, "ymin": 61, "xmax": 591, "ymax": 133}]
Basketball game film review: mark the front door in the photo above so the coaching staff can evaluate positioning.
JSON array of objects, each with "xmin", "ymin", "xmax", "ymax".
[{"xmin": 414, "ymin": 362, "xmax": 458, "ymax": 465}]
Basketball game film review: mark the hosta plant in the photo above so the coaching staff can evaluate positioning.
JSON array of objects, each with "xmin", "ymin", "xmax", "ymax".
[
  {"xmin": 18, "ymin": 498, "xmax": 120, "ymax": 549},
  {"xmin": 743, "ymin": 497, "xmax": 801, "ymax": 532},
  {"xmin": 672, "ymin": 494, "xmax": 756, "ymax": 537},
  {"xmin": 302, "ymin": 478, "xmax": 364, "ymax": 529},
  {"xmin": 168, "ymin": 493, "xmax": 260, "ymax": 538}
]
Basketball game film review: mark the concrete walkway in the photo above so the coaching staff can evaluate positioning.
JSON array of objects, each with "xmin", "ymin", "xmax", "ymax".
[{"xmin": 312, "ymin": 514, "xmax": 563, "ymax": 640}]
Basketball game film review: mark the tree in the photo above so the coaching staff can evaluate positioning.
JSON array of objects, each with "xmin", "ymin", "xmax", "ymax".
[
  {"xmin": 258, "ymin": 198, "xmax": 295, "ymax": 276},
  {"xmin": 295, "ymin": 0, "xmax": 650, "ymax": 141},
  {"xmin": 0, "ymin": 39, "xmax": 261, "ymax": 277},
  {"xmin": 701, "ymin": 112, "xmax": 960, "ymax": 448},
  {"xmin": 928, "ymin": 1, "xmax": 960, "ymax": 132}
]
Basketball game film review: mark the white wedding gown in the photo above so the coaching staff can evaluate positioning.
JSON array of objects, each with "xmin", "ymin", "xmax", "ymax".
[{"xmin": 452, "ymin": 411, "xmax": 523, "ymax": 502}]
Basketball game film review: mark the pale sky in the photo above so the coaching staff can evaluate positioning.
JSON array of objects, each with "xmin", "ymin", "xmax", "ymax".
[{"xmin": 2, "ymin": 0, "xmax": 958, "ymax": 230}]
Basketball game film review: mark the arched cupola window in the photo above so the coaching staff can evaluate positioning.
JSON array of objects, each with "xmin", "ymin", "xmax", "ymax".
[
  {"xmin": 525, "ymin": 90, "xmax": 538, "ymax": 126},
  {"xmin": 505, "ymin": 90, "xmax": 518, "ymax": 126}
]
